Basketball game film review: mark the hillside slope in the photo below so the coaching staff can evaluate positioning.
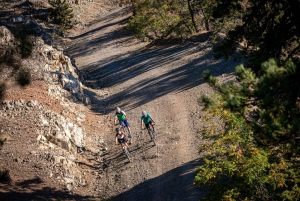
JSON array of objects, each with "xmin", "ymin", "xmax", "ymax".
[{"xmin": 0, "ymin": 2, "xmax": 241, "ymax": 200}]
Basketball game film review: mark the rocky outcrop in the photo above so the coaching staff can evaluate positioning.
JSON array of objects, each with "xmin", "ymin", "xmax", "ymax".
[
  {"xmin": 39, "ymin": 39, "xmax": 91, "ymax": 105},
  {"xmin": 0, "ymin": 22, "xmax": 90, "ymax": 105},
  {"xmin": 0, "ymin": 20, "xmax": 95, "ymax": 191},
  {"xmin": 0, "ymin": 99, "xmax": 88, "ymax": 190},
  {"xmin": 4, "ymin": 15, "xmax": 54, "ymax": 46}
]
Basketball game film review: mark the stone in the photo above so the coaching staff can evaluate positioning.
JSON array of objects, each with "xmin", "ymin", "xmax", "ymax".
[
  {"xmin": 14, "ymin": 157, "xmax": 22, "ymax": 163},
  {"xmin": 82, "ymin": 95, "xmax": 91, "ymax": 105},
  {"xmin": 27, "ymin": 100, "xmax": 38, "ymax": 107}
]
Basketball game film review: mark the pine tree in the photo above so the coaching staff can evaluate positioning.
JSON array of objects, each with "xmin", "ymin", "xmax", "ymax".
[
  {"xmin": 48, "ymin": 0, "xmax": 76, "ymax": 33},
  {"xmin": 127, "ymin": 0, "xmax": 219, "ymax": 40},
  {"xmin": 212, "ymin": 0, "xmax": 300, "ymax": 71},
  {"xmin": 195, "ymin": 59, "xmax": 300, "ymax": 200}
]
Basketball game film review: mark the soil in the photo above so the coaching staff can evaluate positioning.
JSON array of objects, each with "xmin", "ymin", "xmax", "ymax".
[
  {"xmin": 63, "ymin": 7, "xmax": 240, "ymax": 201},
  {"xmin": 0, "ymin": 2, "xmax": 242, "ymax": 201}
]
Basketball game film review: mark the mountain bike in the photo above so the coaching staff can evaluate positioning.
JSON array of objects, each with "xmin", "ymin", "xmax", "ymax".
[
  {"xmin": 121, "ymin": 142, "xmax": 131, "ymax": 162},
  {"xmin": 119, "ymin": 122, "xmax": 132, "ymax": 144},
  {"xmin": 143, "ymin": 123, "xmax": 156, "ymax": 146}
]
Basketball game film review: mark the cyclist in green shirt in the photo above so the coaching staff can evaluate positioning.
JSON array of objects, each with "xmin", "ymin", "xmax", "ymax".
[
  {"xmin": 140, "ymin": 110, "xmax": 155, "ymax": 139},
  {"xmin": 114, "ymin": 107, "xmax": 132, "ymax": 136}
]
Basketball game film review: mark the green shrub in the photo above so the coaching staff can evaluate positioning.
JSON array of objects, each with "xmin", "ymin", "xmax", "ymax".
[
  {"xmin": 195, "ymin": 60, "xmax": 300, "ymax": 200},
  {"xmin": 48, "ymin": 0, "xmax": 77, "ymax": 33},
  {"xmin": 0, "ymin": 83, "xmax": 5, "ymax": 100},
  {"xmin": 17, "ymin": 68, "xmax": 31, "ymax": 86},
  {"xmin": 0, "ymin": 33, "xmax": 34, "ymax": 88},
  {"xmin": 0, "ymin": 30, "xmax": 4, "ymax": 38},
  {"xmin": 19, "ymin": 38, "xmax": 34, "ymax": 58},
  {"xmin": 127, "ymin": 0, "xmax": 197, "ymax": 40}
]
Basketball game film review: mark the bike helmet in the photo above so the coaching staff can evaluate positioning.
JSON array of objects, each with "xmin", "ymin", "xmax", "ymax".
[
  {"xmin": 116, "ymin": 127, "xmax": 120, "ymax": 132},
  {"xmin": 142, "ymin": 111, "xmax": 147, "ymax": 117},
  {"xmin": 116, "ymin": 107, "xmax": 121, "ymax": 113}
]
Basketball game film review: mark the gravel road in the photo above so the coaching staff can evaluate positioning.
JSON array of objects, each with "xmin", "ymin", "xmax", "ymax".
[{"xmin": 65, "ymin": 7, "xmax": 241, "ymax": 201}]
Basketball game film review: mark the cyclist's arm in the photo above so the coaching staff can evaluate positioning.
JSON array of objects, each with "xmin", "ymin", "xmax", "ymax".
[
  {"xmin": 150, "ymin": 117, "xmax": 155, "ymax": 123},
  {"xmin": 140, "ymin": 119, "xmax": 144, "ymax": 129},
  {"xmin": 115, "ymin": 136, "xmax": 118, "ymax": 145},
  {"xmin": 113, "ymin": 114, "xmax": 118, "ymax": 125},
  {"xmin": 122, "ymin": 131, "xmax": 129, "ymax": 139},
  {"xmin": 121, "ymin": 110, "xmax": 128, "ymax": 120}
]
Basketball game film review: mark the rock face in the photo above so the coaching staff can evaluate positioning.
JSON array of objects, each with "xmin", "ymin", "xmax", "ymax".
[
  {"xmin": 39, "ymin": 41, "xmax": 91, "ymax": 104},
  {"xmin": 0, "ymin": 21, "xmax": 93, "ymax": 191},
  {"xmin": 0, "ymin": 99, "xmax": 87, "ymax": 189},
  {"xmin": 0, "ymin": 22, "xmax": 90, "ymax": 104},
  {"xmin": 5, "ymin": 16, "xmax": 54, "ymax": 46},
  {"xmin": 0, "ymin": 26, "xmax": 15, "ymax": 46}
]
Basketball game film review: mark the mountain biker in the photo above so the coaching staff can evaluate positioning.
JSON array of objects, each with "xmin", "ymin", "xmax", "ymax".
[
  {"xmin": 140, "ymin": 110, "xmax": 155, "ymax": 139},
  {"xmin": 115, "ymin": 127, "xmax": 130, "ymax": 151},
  {"xmin": 114, "ymin": 107, "xmax": 132, "ymax": 136}
]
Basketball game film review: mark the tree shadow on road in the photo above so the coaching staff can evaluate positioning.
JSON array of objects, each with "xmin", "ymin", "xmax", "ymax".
[
  {"xmin": 0, "ymin": 177, "xmax": 91, "ymax": 201},
  {"xmin": 79, "ymin": 41, "xmax": 239, "ymax": 114},
  {"xmin": 106, "ymin": 158, "xmax": 206, "ymax": 201},
  {"xmin": 64, "ymin": 7, "xmax": 242, "ymax": 115}
]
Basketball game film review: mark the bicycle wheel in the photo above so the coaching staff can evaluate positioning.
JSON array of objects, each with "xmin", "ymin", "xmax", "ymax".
[
  {"xmin": 149, "ymin": 128, "xmax": 156, "ymax": 146},
  {"xmin": 120, "ymin": 125, "xmax": 132, "ymax": 144},
  {"xmin": 125, "ymin": 130, "xmax": 132, "ymax": 144},
  {"xmin": 123, "ymin": 145, "xmax": 131, "ymax": 162}
]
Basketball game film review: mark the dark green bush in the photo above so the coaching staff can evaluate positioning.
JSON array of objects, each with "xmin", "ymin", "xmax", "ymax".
[
  {"xmin": 19, "ymin": 38, "xmax": 34, "ymax": 58},
  {"xmin": 17, "ymin": 68, "xmax": 31, "ymax": 86},
  {"xmin": 48, "ymin": 0, "xmax": 77, "ymax": 33},
  {"xmin": 0, "ymin": 83, "xmax": 6, "ymax": 100}
]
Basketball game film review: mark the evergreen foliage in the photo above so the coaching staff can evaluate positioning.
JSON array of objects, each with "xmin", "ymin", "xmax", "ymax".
[
  {"xmin": 19, "ymin": 38, "xmax": 34, "ymax": 58},
  {"xmin": 212, "ymin": 0, "xmax": 300, "ymax": 70},
  {"xmin": 195, "ymin": 59, "xmax": 300, "ymax": 200},
  {"xmin": 127, "ymin": 0, "xmax": 192, "ymax": 40},
  {"xmin": 127, "ymin": 0, "xmax": 299, "ymax": 69},
  {"xmin": 0, "ymin": 49, "xmax": 31, "ymax": 90},
  {"xmin": 48, "ymin": 0, "xmax": 76, "ymax": 33},
  {"xmin": 0, "ymin": 83, "xmax": 5, "ymax": 101},
  {"xmin": 127, "ymin": 0, "xmax": 217, "ymax": 40},
  {"xmin": 126, "ymin": 0, "xmax": 246, "ymax": 41},
  {"xmin": 0, "ymin": 25, "xmax": 33, "ymax": 100},
  {"xmin": 17, "ymin": 68, "xmax": 31, "ymax": 86}
]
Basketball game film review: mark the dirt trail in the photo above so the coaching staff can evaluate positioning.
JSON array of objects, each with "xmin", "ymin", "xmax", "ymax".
[{"xmin": 65, "ymin": 7, "xmax": 239, "ymax": 201}]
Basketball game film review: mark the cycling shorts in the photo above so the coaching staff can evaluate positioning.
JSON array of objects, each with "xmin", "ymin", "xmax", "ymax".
[
  {"xmin": 118, "ymin": 138, "xmax": 127, "ymax": 144},
  {"xmin": 119, "ymin": 120, "xmax": 130, "ymax": 127},
  {"xmin": 145, "ymin": 121, "xmax": 152, "ymax": 129}
]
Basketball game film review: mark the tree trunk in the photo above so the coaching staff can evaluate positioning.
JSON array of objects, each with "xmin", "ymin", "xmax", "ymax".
[
  {"xmin": 187, "ymin": 0, "xmax": 198, "ymax": 32},
  {"xmin": 199, "ymin": 2, "xmax": 210, "ymax": 31}
]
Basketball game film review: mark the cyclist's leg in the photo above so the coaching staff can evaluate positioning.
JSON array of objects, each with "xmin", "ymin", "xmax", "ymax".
[
  {"xmin": 124, "ymin": 142, "xmax": 130, "ymax": 149},
  {"xmin": 119, "ymin": 121, "xmax": 127, "ymax": 132},
  {"xmin": 118, "ymin": 139, "xmax": 124, "ymax": 151},
  {"xmin": 118, "ymin": 121, "xmax": 123, "ymax": 130},
  {"xmin": 119, "ymin": 120, "xmax": 124, "ymax": 126},
  {"xmin": 124, "ymin": 120, "xmax": 132, "ymax": 136},
  {"xmin": 150, "ymin": 121, "xmax": 155, "ymax": 132},
  {"xmin": 122, "ymin": 137, "xmax": 130, "ymax": 149},
  {"xmin": 145, "ymin": 123, "xmax": 151, "ymax": 138}
]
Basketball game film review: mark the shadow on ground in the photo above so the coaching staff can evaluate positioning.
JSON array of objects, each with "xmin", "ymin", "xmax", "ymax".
[
  {"xmin": 65, "ymin": 8, "xmax": 241, "ymax": 115},
  {"xmin": 77, "ymin": 40, "xmax": 238, "ymax": 114},
  {"xmin": 106, "ymin": 159, "xmax": 206, "ymax": 201},
  {"xmin": 0, "ymin": 177, "xmax": 91, "ymax": 201}
]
